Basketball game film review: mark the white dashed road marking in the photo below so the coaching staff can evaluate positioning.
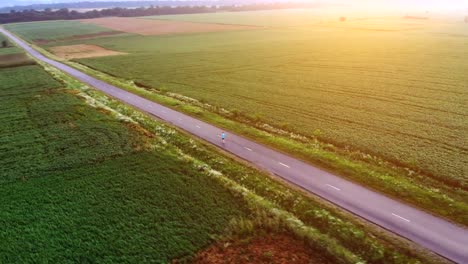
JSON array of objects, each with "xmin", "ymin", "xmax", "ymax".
[
  {"xmin": 326, "ymin": 184, "xmax": 341, "ymax": 191},
  {"xmin": 244, "ymin": 147, "xmax": 253, "ymax": 151},
  {"xmin": 196, "ymin": 125, "xmax": 201, "ymax": 129},
  {"xmin": 392, "ymin": 213, "xmax": 411, "ymax": 222},
  {"xmin": 279, "ymin": 162, "xmax": 290, "ymax": 168}
]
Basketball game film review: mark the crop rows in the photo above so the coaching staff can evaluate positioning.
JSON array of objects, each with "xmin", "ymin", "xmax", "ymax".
[
  {"xmin": 0, "ymin": 32, "xmax": 21, "ymax": 55},
  {"xmin": 4, "ymin": 20, "xmax": 118, "ymax": 43},
  {"xmin": 59, "ymin": 25, "xmax": 468, "ymax": 190},
  {"xmin": 0, "ymin": 65, "xmax": 247, "ymax": 262}
]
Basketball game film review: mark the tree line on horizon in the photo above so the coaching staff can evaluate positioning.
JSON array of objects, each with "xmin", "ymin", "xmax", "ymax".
[{"xmin": 0, "ymin": 2, "xmax": 318, "ymax": 24}]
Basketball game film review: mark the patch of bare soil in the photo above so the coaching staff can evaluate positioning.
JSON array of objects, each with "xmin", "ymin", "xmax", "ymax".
[
  {"xmin": 191, "ymin": 234, "xmax": 331, "ymax": 264},
  {"xmin": 34, "ymin": 31, "xmax": 123, "ymax": 45},
  {"xmin": 80, "ymin": 17, "xmax": 259, "ymax": 36},
  {"xmin": 0, "ymin": 53, "xmax": 35, "ymax": 68},
  {"xmin": 49, "ymin": 44, "xmax": 127, "ymax": 59}
]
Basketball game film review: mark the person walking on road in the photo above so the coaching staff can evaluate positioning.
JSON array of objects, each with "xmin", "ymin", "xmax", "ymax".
[{"xmin": 221, "ymin": 132, "xmax": 226, "ymax": 144}]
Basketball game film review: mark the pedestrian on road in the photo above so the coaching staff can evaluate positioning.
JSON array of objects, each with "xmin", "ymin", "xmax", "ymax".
[{"xmin": 221, "ymin": 132, "xmax": 226, "ymax": 144}]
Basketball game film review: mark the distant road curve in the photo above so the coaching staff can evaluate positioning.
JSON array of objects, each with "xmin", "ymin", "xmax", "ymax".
[{"xmin": 2, "ymin": 27, "xmax": 466, "ymax": 263}]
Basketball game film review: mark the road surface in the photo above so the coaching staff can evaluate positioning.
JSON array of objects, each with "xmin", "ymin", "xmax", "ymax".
[{"xmin": 2, "ymin": 27, "xmax": 466, "ymax": 263}]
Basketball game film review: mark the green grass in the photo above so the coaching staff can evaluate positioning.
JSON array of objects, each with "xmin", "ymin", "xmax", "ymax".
[
  {"xmin": 0, "ymin": 50, "xmax": 445, "ymax": 263},
  {"xmin": 0, "ymin": 32, "xmax": 33, "ymax": 66},
  {"xmin": 4, "ymin": 20, "xmax": 118, "ymax": 42},
  {"xmin": 0, "ymin": 65, "xmax": 248, "ymax": 262},
  {"xmin": 143, "ymin": 9, "xmax": 326, "ymax": 27},
  {"xmin": 69, "ymin": 66, "xmax": 441, "ymax": 264},
  {"xmin": 39, "ymin": 60, "xmax": 432, "ymax": 263},
  {"xmin": 57, "ymin": 55, "xmax": 468, "ymax": 226},
  {"xmin": 0, "ymin": 27, "xmax": 450, "ymax": 263},
  {"xmin": 10, "ymin": 12, "xmax": 466, "ymax": 225},
  {"xmin": 0, "ymin": 32, "xmax": 21, "ymax": 55},
  {"xmin": 0, "ymin": 32, "xmax": 8, "ymax": 43},
  {"xmin": 61, "ymin": 22, "xmax": 468, "ymax": 190}
]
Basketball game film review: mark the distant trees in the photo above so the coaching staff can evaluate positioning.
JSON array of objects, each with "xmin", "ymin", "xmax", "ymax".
[{"xmin": 0, "ymin": 3, "xmax": 319, "ymax": 24}]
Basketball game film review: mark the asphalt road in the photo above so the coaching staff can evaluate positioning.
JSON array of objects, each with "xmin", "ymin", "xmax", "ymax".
[{"xmin": 2, "ymin": 27, "xmax": 467, "ymax": 263}]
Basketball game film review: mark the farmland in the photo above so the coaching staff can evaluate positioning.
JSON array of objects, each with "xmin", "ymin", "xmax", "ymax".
[
  {"xmin": 0, "ymin": 32, "xmax": 34, "ymax": 66},
  {"xmin": 4, "ymin": 20, "xmax": 123, "ymax": 43},
  {"xmin": 0, "ymin": 64, "xmax": 250, "ymax": 262},
  {"xmin": 9, "ymin": 11, "xmax": 467, "ymax": 223},
  {"xmin": 0, "ymin": 33, "xmax": 17, "ymax": 54},
  {"xmin": 2, "ymin": 14, "xmax": 463, "ymax": 262},
  {"xmin": 49, "ymin": 44, "xmax": 127, "ymax": 59},
  {"xmin": 74, "ymin": 20, "xmax": 468, "ymax": 193},
  {"xmin": 148, "ymin": 9, "xmax": 328, "ymax": 27},
  {"xmin": 81, "ymin": 17, "xmax": 259, "ymax": 36},
  {"xmin": 0, "ymin": 49, "xmax": 440, "ymax": 264}
]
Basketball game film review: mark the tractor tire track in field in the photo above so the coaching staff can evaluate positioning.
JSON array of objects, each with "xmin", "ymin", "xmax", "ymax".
[{"xmin": 2, "ymin": 27, "xmax": 468, "ymax": 263}]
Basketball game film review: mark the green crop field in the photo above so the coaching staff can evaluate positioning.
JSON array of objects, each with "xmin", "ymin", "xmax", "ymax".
[
  {"xmin": 0, "ymin": 32, "xmax": 21, "ymax": 55},
  {"xmin": 4, "ymin": 20, "xmax": 121, "ymax": 43},
  {"xmin": 0, "ymin": 32, "xmax": 7, "ymax": 42},
  {"xmin": 44, "ymin": 15, "xmax": 467, "ymax": 189},
  {"xmin": 5, "ymin": 10, "xmax": 467, "ymax": 225},
  {"xmin": 2, "ymin": 13, "xmax": 464, "ymax": 263},
  {"xmin": 146, "ymin": 9, "xmax": 326, "ymax": 27},
  {"xmin": 0, "ymin": 32, "xmax": 33, "ymax": 66},
  {"xmin": 0, "ymin": 65, "xmax": 248, "ymax": 262}
]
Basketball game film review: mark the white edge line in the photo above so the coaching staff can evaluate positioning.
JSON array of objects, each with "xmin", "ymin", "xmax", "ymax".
[
  {"xmin": 326, "ymin": 184, "xmax": 341, "ymax": 191},
  {"xmin": 244, "ymin": 147, "xmax": 253, "ymax": 151},
  {"xmin": 392, "ymin": 213, "xmax": 411, "ymax": 222},
  {"xmin": 279, "ymin": 162, "xmax": 290, "ymax": 168}
]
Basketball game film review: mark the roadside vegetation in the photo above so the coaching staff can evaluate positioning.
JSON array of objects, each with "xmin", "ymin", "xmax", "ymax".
[
  {"xmin": 69, "ymin": 21, "xmax": 468, "ymax": 192},
  {"xmin": 0, "ymin": 64, "xmax": 251, "ymax": 262},
  {"xmin": 4, "ymin": 21, "xmax": 123, "ymax": 43},
  {"xmin": 0, "ymin": 27, "xmax": 449, "ymax": 263},
  {"xmin": 6, "ymin": 13, "xmax": 466, "ymax": 226},
  {"xmin": 0, "ymin": 32, "xmax": 35, "ymax": 67},
  {"xmin": 41, "ymin": 59, "xmax": 446, "ymax": 264}
]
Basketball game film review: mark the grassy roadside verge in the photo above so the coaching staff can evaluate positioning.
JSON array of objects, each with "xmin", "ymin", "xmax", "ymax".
[
  {"xmin": 16, "ymin": 34, "xmax": 467, "ymax": 227},
  {"xmin": 0, "ymin": 32, "xmax": 36, "ymax": 67},
  {"xmin": 34, "ymin": 45, "xmax": 448, "ymax": 264},
  {"xmin": 0, "ymin": 64, "xmax": 254, "ymax": 262}
]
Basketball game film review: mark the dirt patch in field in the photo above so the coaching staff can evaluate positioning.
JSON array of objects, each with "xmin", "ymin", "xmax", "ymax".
[
  {"xmin": 49, "ymin": 44, "xmax": 127, "ymax": 59},
  {"xmin": 191, "ymin": 233, "xmax": 331, "ymax": 264},
  {"xmin": 0, "ymin": 53, "xmax": 35, "ymax": 68},
  {"xmin": 34, "ymin": 31, "xmax": 123, "ymax": 45},
  {"xmin": 81, "ymin": 17, "xmax": 259, "ymax": 36}
]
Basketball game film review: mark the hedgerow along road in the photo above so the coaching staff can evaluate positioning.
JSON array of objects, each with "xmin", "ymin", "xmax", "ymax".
[{"xmin": 1, "ymin": 27, "xmax": 466, "ymax": 263}]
